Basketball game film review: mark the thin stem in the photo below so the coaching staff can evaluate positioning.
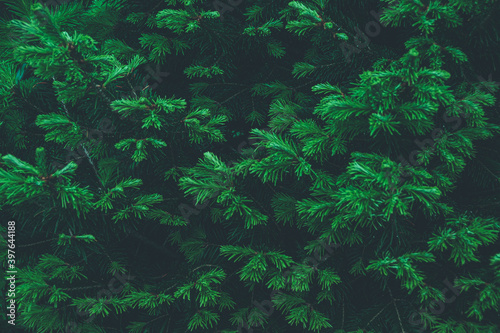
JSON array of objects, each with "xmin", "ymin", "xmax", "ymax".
[
  {"xmin": 220, "ymin": 88, "xmax": 250, "ymax": 105},
  {"xmin": 364, "ymin": 301, "xmax": 391, "ymax": 329},
  {"xmin": 192, "ymin": 264, "xmax": 222, "ymax": 272},
  {"xmin": 52, "ymin": 77, "xmax": 105, "ymax": 189},
  {"xmin": 18, "ymin": 238, "xmax": 58, "ymax": 248},
  {"xmin": 62, "ymin": 284, "xmax": 104, "ymax": 292},
  {"xmin": 389, "ymin": 288, "xmax": 406, "ymax": 333}
]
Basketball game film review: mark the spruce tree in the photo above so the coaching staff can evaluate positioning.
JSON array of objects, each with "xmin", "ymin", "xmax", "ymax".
[{"xmin": 1, "ymin": 0, "xmax": 499, "ymax": 332}]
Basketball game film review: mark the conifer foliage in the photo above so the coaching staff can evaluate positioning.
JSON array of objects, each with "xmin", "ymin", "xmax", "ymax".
[{"xmin": 1, "ymin": 0, "xmax": 499, "ymax": 332}]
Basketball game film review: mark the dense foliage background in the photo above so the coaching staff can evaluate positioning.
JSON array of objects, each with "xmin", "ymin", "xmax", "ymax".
[{"xmin": 1, "ymin": 0, "xmax": 500, "ymax": 332}]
